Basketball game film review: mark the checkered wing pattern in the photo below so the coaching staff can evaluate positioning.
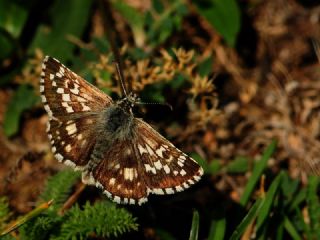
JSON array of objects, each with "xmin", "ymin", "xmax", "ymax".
[
  {"xmin": 40, "ymin": 56, "xmax": 204, "ymax": 205},
  {"xmin": 40, "ymin": 56, "xmax": 113, "ymax": 169},
  {"xmin": 88, "ymin": 118, "xmax": 203, "ymax": 205},
  {"xmin": 135, "ymin": 119, "xmax": 203, "ymax": 195}
]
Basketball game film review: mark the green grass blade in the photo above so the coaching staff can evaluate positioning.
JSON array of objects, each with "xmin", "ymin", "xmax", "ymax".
[
  {"xmin": 256, "ymin": 172, "xmax": 284, "ymax": 231},
  {"xmin": 208, "ymin": 217, "xmax": 226, "ymax": 240},
  {"xmin": 284, "ymin": 216, "xmax": 302, "ymax": 240},
  {"xmin": 189, "ymin": 210, "xmax": 199, "ymax": 240},
  {"xmin": 229, "ymin": 197, "xmax": 265, "ymax": 240},
  {"xmin": 240, "ymin": 140, "xmax": 277, "ymax": 206},
  {"xmin": 306, "ymin": 175, "xmax": 320, "ymax": 239},
  {"xmin": 0, "ymin": 200, "xmax": 53, "ymax": 237}
]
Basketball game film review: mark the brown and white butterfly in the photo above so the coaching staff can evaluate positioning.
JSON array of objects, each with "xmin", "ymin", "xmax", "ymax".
[{"xmin": 40, "ymin": 56, "xmax": 203, "ymax": 205}]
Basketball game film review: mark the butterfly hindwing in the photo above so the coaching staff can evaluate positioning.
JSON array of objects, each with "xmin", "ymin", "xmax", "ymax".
[
  {"xmin": 135, "ymin": 119, "xmax": 203, "ymax": 195},
  {"xmin": 88, "ymin": 139, "xmax": 148, "ymax": 205}
]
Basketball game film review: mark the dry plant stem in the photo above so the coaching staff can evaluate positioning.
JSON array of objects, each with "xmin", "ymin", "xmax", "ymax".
[{"xmin": 58, "ymin": 182, "xmax": 86, "ymax": 215}]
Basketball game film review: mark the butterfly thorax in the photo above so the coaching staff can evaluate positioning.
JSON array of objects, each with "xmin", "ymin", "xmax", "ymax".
[
  {"xmin": 97, "ymin": 93, "xmax": 139, "ymax": 142},
  {"xmin": 102, "ymin": 105, "xmax": 134, "ymax": 139}
]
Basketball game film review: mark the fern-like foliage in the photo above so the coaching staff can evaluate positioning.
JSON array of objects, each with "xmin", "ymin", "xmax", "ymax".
[
  {"xmin": 19, "ymin": 215, "xmax": 61, "ymax": 240},
  {"xmin": 53, "ymin": 201, "xmax": 138, "ymax": 240},
  {"xmin": 39, "ymin": 169, "xmax": 80, "ymax": 211},
  {"xmin": 18, "ymin": 169, "xmax": 138, "ymax": 239}
]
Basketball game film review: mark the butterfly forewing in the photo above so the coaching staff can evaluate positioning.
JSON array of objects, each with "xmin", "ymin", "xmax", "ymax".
[
  {"xmin": 41, "ymin": 56, "xmax": 203, "ymax": 205},
  {"xmin": 41, "ymin": 56, "xmax": 112, "ymax": 118},
  {"xmin": 41, "ymin": 56, "xmax": 112, "ymax": 169}
]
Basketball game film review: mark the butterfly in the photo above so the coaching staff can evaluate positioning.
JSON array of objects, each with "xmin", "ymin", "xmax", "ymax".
[{"xmin": 40, "ymin": 56, "xmax": 203, "ymax": 205}]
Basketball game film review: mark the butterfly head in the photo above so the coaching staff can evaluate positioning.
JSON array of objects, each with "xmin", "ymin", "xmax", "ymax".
[{"xmin": 117, "ymin": 92, "xmax": 140, "ymax": 113}]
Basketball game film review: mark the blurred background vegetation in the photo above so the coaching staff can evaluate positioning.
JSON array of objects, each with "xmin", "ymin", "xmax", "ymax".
[{"xmin": 1, "ymin": 0, "xmax": 320, "ymax": 239}]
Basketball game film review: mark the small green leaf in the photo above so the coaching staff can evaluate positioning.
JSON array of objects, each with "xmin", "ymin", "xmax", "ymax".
[
  {"xmin": 3, "ymin": 84, "xmax": 39, "ymax": 137},
  {"xmin": 226, "ymin": 156, "xmax": 249, "ymax": 174},
  {"xmin": 30, "ymin": 0, "xmax": 92, "ymax": 62},
  {"xmin": 0, "ymin": 1, "xmax": 28, "ymax": 38},
  {"xmin": 112, "ymin": 1, "xmax": 146, "ymax": 47},
  {"xmin": 195, "ymin": 0, "xmax": 241, "ymax": 47},
  {"xmin": 197, "ymin": 55, "xmax": 213, "ymax": 77},
  {"xmin": 189, "ymin": 210, "xmax": 199, "ymax": 240},
  {"xmin": 170, "ymin": 73, "xmax": 186, "ymax": 89}
]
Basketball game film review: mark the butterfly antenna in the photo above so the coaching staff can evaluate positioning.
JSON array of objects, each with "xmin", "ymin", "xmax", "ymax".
[
  {"xmin": 114, "ymin": 61, "xmax": 128, "ymax": 97},
  {"xmin": 136, "ymin": 101, "xmax": 173, "ymax": 111}
]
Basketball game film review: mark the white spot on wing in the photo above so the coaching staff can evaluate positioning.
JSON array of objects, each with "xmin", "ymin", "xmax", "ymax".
[
  {"xmin": 145, "ymin": 164, "xmax": 156, "ymax": 174},
  {"xmin": 62, "ymin": 102, "xmax": 74, "ymax": 113},
  {"xmin": 165, "ymin": 188, "xmax": 175, "ymax": 194},
  {"xmin": 62, "ymin": 94, "xmax": 71, "ymax": 102},
  {"xmin": 70, "ymin": 84, "xmax": 80, "ymax": 95},
  {"xmin": 44, "ymin": 104, "xmax": 52, "ymax": 117},
  {"xmin": 66, "ymin": 123, "xmax": 77, "ymax": 135},
  {"xmin": 41, "ymin": 95, "xmax": 47, "ymax": 103},
  {"xmin": 65, "ymin": 144, "xmax": 72, "ymax": 152},
  {"xmin": 180, "ymin": 169, "xmax": 186, "ymax": 176},
  {"xmin": 155, "ymin": 146, "xmax": 166, "ymax": 158},
  {"xmin": 113, "ymin": 196, "xmax": 121, "ymax": 204},
  {"xmin": 163, "ymin": 165, "xmax": 170, "ymax": 174},
  {"xmin": 177, "ymin": 160, "xmax": 184, "ymax": 167},
  {"xmin": 138, "ymin": 198, "xmax": 147, "ymax": 205},
  {"xmin": 109, "ymin": 178, "xmax": 116, "ymax": 185},
  {"xmin": 56, "ymin": 72, "xmax": 63, "ymax": 78},
  {"xmin": 57, "ymin": 88, "xmax": 64, "ymax": 94},
  {"xmin": 64, "ymin": 159, "xmax": 76, "ymax": 168},
  {"xmin": 54, "ymin": 153, "xmax": 64, "ymax": 162},
  {"xmin": 153, "ymin": 188, "xmax": 164, "ymax": 194},
  {"xmin": 59, "ymin": 66, "xmax": 65, "ymax": 74},
  {"xmin": 80, "ymin": 102, "xmax": 91, "ymax": 111},
  {"xmin": 154, "ymin": 160, "xmax": 162, "ymax": 170},
  {"xmin": 138, "ymin": 144, "xmax": 148, "ymax": 155},
  {"xmin": 124, "ymin": 168, "xmax": 136, "ymax": 181},
  {"xmin": 188, "ymin": 179, "xmax": 195, "ymax": 185},
  {"xmin": 104, "ymin": 190, "xmax": 112, "ymax": 198},
  {"xmin": 176, "ymin": 186, "xmax": 184, "ymax": 192}
]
